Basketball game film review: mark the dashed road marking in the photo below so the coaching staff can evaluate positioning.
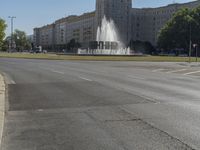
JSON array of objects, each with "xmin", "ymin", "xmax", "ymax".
[
  {"xmin": 50, "ymin": 70, "xmax": 65, "ymax": 74},
  {"xmin": 183, "ymin": 70, "xmax": 200, "ymax": 75},
  {"xmin": 127, "ymin": 75, "xmax": 145, "ymax": 80},
  {"xmin": 10, "ymin": 79, "xmax": 16, "ymax": 84},
  {"xmin": 166, "ymin": 69, "xmax": 187, "ymax": 73},
  {"xmin": 37, "ymin": 109, "xmax": 44, "ymax": 112},
  {"xmin": 79, "ymin": 77, "xmax": 93, "ymax": 82},
  {"xmin": 152, "ymin": 68, "xmax": 168, "ymax": 72}
]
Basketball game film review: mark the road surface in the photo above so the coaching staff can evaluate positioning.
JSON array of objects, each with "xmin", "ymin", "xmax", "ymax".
[{"xmin": 0, "ymin": 58, "xmax": 200, "ymax": 150}]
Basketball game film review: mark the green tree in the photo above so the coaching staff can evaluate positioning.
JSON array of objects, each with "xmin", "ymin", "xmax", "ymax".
[
  {"xmin": 157, "ymin": 7, "xmax": 199, "ymax": 52},
  {"xmin": 128, "ymin": 39, "xmax": 155, "ymax": 54},
  {"xmin": 1, "ymin": 39, "xmax": 9, "ymax": 51},
  {"xmin": 66, "ymin": 39, "xmax": 81, "ymax": 53},
  {"xmin": 13, "ymin": 29, "xmax": 31, "ymax": 51},
  {"xmin": 191, "ymin": 6, "xmax": 200, "ymax": 44},
  {"xmin": 0, "ymin": 18, "xmax": 7, "ymax": 51}
]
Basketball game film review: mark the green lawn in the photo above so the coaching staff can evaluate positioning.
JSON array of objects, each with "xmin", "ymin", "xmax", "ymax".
[{"xmin": 0, "ymin": 52, "xmax": 199, "ymax": 62}]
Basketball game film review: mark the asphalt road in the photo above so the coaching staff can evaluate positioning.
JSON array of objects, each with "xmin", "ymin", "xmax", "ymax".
[{"xmin": 0, "ymin": 58, "xmax": 200, "ymax": 150}]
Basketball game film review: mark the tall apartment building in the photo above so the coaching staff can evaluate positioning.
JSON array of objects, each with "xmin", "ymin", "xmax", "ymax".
[
  {"xmin": 131, "ymin": 0, "xmax": 200, "ymax": 46},
  {"xmin": 33, "ymin": 24, "xmax": 55, "ymax": 49},
  {"xmin": 33, "ymin": 0, "xmax": 200, "ymax": 50},
  {"xmin": 96, "ymin": 0, "xmax": 132, "ymax": 43},
  {"xmin": 33, "ymin": 12, "xmax": 95, "ymax": 50}
]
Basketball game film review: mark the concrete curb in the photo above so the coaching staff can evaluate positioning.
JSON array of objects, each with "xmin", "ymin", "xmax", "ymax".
[{"xmin": 0, "ymin": 74, "xmax": 5, "ymax": 147}]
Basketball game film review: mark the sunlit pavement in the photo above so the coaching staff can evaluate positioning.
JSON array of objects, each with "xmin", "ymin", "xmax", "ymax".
[{"xmin": 0, "ymin": 58, "xmax": 200, "ymax": 150}]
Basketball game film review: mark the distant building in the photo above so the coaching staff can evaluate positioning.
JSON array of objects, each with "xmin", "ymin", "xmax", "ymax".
[
  {"xmin": 131, "ymin": 0, "xmax": 200, "ymax": 46},
  {"xmin": 33, "ymin": 24, "xmax": 55, "ymax": 50},
  {"xmin": 27, "ymin": 35, "xmax": 34, "ymax": 43},
  {"xmin": 33, "ymin": 0, "xmax": 200, "ymax": 50},
  {"xmin": 96, "ymin": 0, "xmax": 132, "ymax": 44},
  {"xmin": 34, "ymin": 12, "xmax": 95, "ymax": 50}
]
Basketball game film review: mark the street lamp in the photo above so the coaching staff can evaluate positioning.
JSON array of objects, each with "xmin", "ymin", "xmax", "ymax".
[
  {"xmin": 187, "ymin": 15, "xmax": 194, "ymax": 63},
  {"xmin": 193, "ymin": 44, "xmax": 198, "ymax": 62},
  {"xmin": 8, "ymin": 16, "xmax": 16, "ymax": 50},
  {"xmin": 189, "ymin": 22, "xmax": 192, "ymax": 63}
]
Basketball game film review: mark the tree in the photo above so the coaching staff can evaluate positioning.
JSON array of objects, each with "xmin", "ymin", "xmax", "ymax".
[
  {"xmin": 0, "ymin": 18, "xmax": 7, "ymax": 51},
  {"xmin": 1, "ymin": 38, "xmax": 9, "ymax": 51},
  {"xmin": 13, "ymin": 29, "xmax": 31, "ymax": 51},
  {"xmin": 128, "ymin": 39, "xmax": 155, "ymax": 54},
  {"xmin": 66, "ymin": 39, "xmax": 81, "ymax": 53},
  {"xmin": 157, "ymin": 7, "xmax": 199, "ymax": 52},
  {"xmin": 191, "ymin": 6, "xmax": 200, "ymax": 44}
]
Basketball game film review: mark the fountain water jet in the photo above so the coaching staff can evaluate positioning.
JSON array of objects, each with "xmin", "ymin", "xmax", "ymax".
[
  {"xmin": 78, "ymin": 16, "xmax": 132, "ymax": 55},
  {"xmin": 96, "ymin": 16, "xmax": 124, "ymax": 48}
]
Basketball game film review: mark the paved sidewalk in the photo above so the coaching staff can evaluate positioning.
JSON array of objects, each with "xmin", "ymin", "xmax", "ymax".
[{"xmin": 0, "ymin": 74, "xmax": 5, "ymax": 147}]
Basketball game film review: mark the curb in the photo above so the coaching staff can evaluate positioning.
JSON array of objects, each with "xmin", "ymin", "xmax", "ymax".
[{"xmin": 0, "ymin": 74, "xmax": 5, "ymax": 147}]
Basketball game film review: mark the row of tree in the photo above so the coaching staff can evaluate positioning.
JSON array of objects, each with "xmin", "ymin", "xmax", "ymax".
[
  {"xmin": 0, "ymin": 18, "xmax": 7, "ymax": 51},
  {"xmin": 158, "ymin": 6, "xmax": 200, "ymax": 52},
  {"xmin": 0, "ymin": 18, "xmax": 31, "ymax": 51},
  {"xmin": 128, "ymin": 40, "xmax": 156, "ymax": 54},
  {"xmin": 66, "ymin": 39, "xmax": 81, "ymax": 52}
]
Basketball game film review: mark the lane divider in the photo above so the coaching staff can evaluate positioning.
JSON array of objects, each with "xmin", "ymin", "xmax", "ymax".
[
  {"xmin": 166, "ymin": 69, "xmax": 187, "ymax": 73},
  {"xmin": 184, "ymin": 70, "xmax": 200, "ymax": 75},
  {"xmin": 152, "ymin": 68, "xmax": 168, "ymax": 72},
  {"xmin": 50, "ymin": 70, "xmax": 65, "ymax": 75},
  {"xmin": 79, "ymin": 77, "xmax": 93, "ymax": 82}
]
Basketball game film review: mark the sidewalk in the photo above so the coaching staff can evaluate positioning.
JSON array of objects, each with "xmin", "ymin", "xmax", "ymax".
[{"xmin": 0, "ymin": 74, "xmax": 5, "ymax": 147}]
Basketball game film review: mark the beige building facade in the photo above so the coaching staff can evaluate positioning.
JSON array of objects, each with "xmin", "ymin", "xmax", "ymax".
[
  {"xmin": 131, "ymin": 0, "xmax": 200, "ymax": 46},
  {"xmin": 34, "ymin": 12, "xmax": 95, "ymax": 50},
  {"xmin": 33, "ymin": 0, "xmax": 200, "ymax": 50},
  {"xmin": 95, "ymin": 0, "xmax": 132, "ymax": 44}
]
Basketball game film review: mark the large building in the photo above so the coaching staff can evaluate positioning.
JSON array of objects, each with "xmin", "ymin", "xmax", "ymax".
[
  {"xmin": 131, "ymin": 0, "xmax": 200, "ymax": 46},
  {"xmin": 34, "ymin": 12, "xmax": 95, "ymax": 50},
  {"xmin": 96, "ymin": 0, "xmax": 132, "ymax": 43},
  {"xmin": 33, "ymin": 0, "xmax": 200, "ymax": 50}
]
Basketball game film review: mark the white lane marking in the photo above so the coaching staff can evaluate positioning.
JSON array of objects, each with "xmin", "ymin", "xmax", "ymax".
[
  {"xmin": 184, "ymin": 70, "xmax": 200, "ymax": 75},
  {"xmin": 50, "ymin": 70, "xmax": 65, "ymax": 74},
  {"xmin": 2, "ymin": 73, "xmax": 16, "ymax": 84},
  {"xmin": 37, "ymin": 109, "xmax": 44, "ymax": 112},
  {"xmin": 152, "ymin": 68, "xmax": 168, "ymax": 72},
  {"xmin": 127, "ymin": 75, "xmax": 145, "ymax": 80},
  {"xmin": 10, "ymin": 79, "xmax": 16, "ymax": 84},
  {"xmin": 166, "ymin": 69, "xmax": 187, "ymax": 73},
  {"xmin": 79, "ymin": 77, "xmax": 93, "ymax": 82}
]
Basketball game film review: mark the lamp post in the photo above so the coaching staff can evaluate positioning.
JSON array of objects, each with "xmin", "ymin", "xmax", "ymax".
[
  {"xmin": 196, "ymin": 44, "xmax": 198, "ymax": 62},
  {"xmin": 195, "ymin": 44, "xmax": 198, "ymax": 62},
  {"xmin": 8, "ymin": 16, "xmax": 16, "ymax": 50},
  {"xmin": 189, "ymin": 22, "xmax": 192, "ymax": 63}
]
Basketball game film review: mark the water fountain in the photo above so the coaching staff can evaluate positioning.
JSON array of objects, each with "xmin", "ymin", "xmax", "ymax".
[
  {"xmin": 96, "ymin": 16, "xmax": 123, "ymax": 47},
  {"xmin": 78, "ymin": 16, "xmax": 132, "ymax": 55}
]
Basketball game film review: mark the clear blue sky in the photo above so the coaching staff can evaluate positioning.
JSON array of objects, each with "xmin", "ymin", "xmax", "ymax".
[{"xmin": 0, "ymin": 0, "xmax": 196, "ymax": 36}]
